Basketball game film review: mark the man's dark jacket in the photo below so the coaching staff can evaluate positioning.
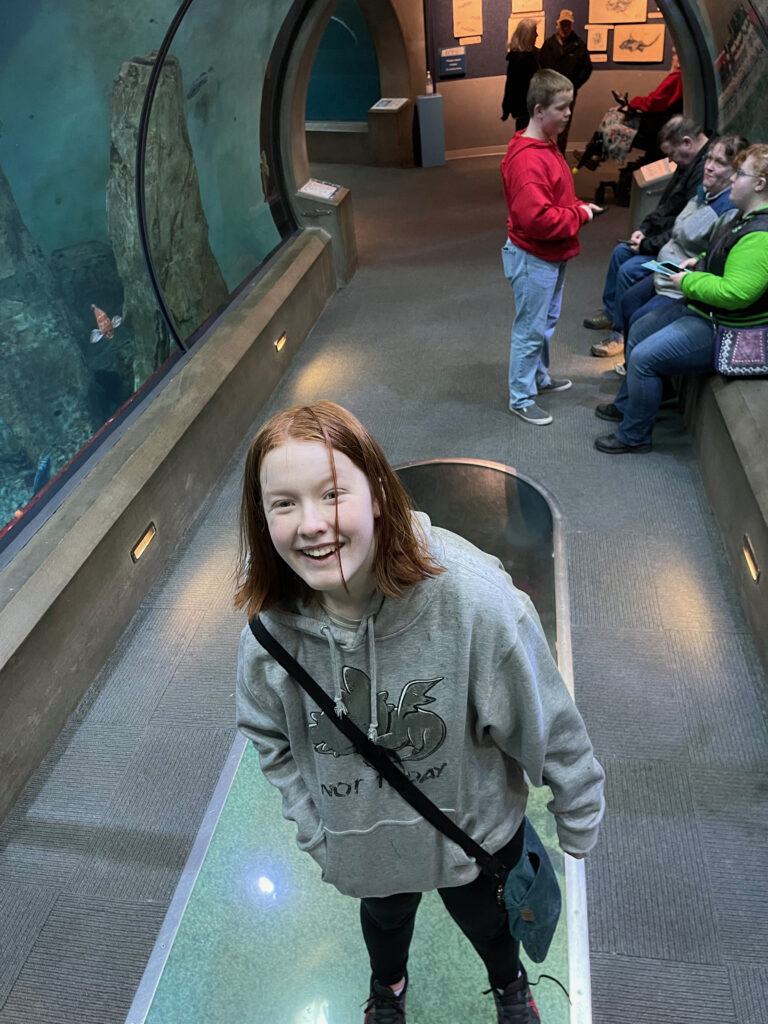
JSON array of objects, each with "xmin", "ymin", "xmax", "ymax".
[
  {"xmin": 637, "ymin": 141, "xmax": 710, "ymax": 254},
  {"xmin": 540, "ymin": 32, "xmax": 592, "ymax": 92}
]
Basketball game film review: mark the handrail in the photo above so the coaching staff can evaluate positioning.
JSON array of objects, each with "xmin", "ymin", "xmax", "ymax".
[{"xmin": 134, "ymin": 0, "xmax": 196, "ymax": 353}]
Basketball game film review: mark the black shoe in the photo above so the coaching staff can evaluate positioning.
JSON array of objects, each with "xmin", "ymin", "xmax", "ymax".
[
  {"xmin": 489, "ymin": 972, "xmax": 541, "ymax": 1023},
  {"xmin": 583, "ymin": 309, "xmax": 613, "ymax": 330},
  {"xmin": 594, "ymin": 433, "xmax": 651, "ymax": 454},
  {"xmin": 595, "ymin": 402, "xmax": 622, "ymax": 422},
  {"xmin": 363, "ymin": 975, "xmax": 407, "ymax": 1023}
]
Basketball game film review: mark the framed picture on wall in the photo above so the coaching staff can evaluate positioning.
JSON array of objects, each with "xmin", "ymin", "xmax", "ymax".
[
  {"xmin": 512, "ymin": 0, "xmax": 543, "ymax": 12},
  {"xmin": 587, "ymin": 26, "xmax": 609, "ymax": 51},
  {"xmin": 588, "ymin": 0, "xmax": 647, "ymax": 25},
  {"xmin": 612, "ymin": 23, "xmax": 665, "ymax": 61}
]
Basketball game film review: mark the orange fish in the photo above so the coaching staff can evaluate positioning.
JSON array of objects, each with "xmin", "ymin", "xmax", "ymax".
[{"xmin": 90, "ymin": 304, "xmax": 122, "ymax": 344}]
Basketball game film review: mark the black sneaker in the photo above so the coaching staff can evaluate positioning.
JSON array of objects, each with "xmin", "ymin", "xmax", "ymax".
[
  {"xmin": 489, "ymin": 972, "xmax": 541, "ymax": 1023},
  {"xmin": 363, "ymin": 976, "xmax": 407, "ymax": 1023}
]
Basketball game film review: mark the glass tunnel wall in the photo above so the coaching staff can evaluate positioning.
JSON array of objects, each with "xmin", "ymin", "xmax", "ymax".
[
  {"xmin": 306, "ymin": 0, "xmax": 381, "ymax": 121},
  {"xmin": 696, "ymin": 0, "xmax": 768, "ymax": 139},
  {"xmin": 0, "ymin": 0, "xmax": 295, "ymax": 545}
]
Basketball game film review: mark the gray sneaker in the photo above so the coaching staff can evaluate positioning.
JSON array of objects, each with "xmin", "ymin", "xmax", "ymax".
[
  {"xmin": 539, "ymin": 378, "xmax": 572, "ymax": 392},
  {"xmin": 510, "ymin": 403, "xmax": 553, "ymax": 425}
]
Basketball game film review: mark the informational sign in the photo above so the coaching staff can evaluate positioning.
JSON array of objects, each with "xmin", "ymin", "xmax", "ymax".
[
  {"xmin": 369, "ymin": 97, "xmax": 409, "ymax": 110},
  {"xmin": 439, "ymin": 46, "xmax": 467, "ymax": 76},
  {"xmin": 298, "ymin": 179, "xmax": 342, "ymax": 200}
]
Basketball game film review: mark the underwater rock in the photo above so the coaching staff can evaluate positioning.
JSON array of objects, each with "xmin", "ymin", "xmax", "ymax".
[
  {"xmin": 0, "ymin": 164, "xmax": 94, "ymax": 475},
  {"xmin": 106, "ymin": 53, "xmax": 228, "ymax": 389},
  {"xmin": 51, "ymin": 240, "xmax": 124, "ymax": 342}
]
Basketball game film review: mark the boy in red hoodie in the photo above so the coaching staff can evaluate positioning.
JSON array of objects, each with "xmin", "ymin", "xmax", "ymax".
[{"xmin": 501, "ymin": 69, "xmax": 600, "ymax": 424}]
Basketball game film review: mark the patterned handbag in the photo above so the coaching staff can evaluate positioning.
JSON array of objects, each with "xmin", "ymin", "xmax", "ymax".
[{"xmin": 713, "ymin": 322, "xmax": 768, "ymax": 377}]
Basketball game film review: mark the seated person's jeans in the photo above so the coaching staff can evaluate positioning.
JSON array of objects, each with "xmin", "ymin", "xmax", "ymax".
[
  {"xmin": 603, "ymin": 244, "xmax": 650, "ymax": 324},
  {"xmin": 614, "ymin": 305, "xmax": 715, "ymax": 446}
]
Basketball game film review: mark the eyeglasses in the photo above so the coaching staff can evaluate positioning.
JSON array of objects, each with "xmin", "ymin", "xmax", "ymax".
[{"xmin": 734, "ymin": 168, "xmax": 762, "ymax": 179}]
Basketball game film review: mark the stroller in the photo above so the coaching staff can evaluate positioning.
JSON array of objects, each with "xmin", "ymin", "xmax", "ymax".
[{"xmin": 574, "ymin": 90, "xmax": 676, "ymax": 206}]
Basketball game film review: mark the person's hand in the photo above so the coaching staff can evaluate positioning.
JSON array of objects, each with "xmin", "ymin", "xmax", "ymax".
[
  {"xmin": 628, "ymin": 230, "xmax": 645, "ymax": 251},
  {"xmin": 678, "ymin": 256, "xmax": 698, "ymax": 270},
  {"xmin": 581, "ymin": 203, "xmax": 603, "ymax": 221},
  {"xmin": 668, "ymin": 272, "xmax": 687, "ymax": 290}
]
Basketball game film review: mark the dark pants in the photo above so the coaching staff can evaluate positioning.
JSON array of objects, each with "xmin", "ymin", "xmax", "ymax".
[{"xmin": 359, "ymin": 824, "xmax": 525, "ymax": 989}]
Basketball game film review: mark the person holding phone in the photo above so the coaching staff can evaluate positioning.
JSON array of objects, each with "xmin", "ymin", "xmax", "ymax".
[
  {"xmin": 501, "ymin": 70, "xmax": 601, "ymax": 426},
  {"xmin": 583, "ymin": 115, "xmax": 710, "ymax": 359},
  {"xmin": 613, "ymin": 135, "xmax": 747, "ymax": 350},
  {"xmin": 592, "ymin": 143, "xmax": 768, "ymax": 453}
]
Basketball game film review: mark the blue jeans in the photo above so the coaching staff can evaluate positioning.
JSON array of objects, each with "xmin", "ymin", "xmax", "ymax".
[
  {"xmin": 619, "ymin": 272, "xmax": 656, "ymax": 333},
  {"xmin": 502, "ymin": 241, "xmax": 566, "ymax": 409},
  {"xmin": 614, "ymin": 307, "xmax": 715, "ymax": 446},
  {"xmin": 602, "ymin": 244, "xmax": 649, "ymax": 324}
]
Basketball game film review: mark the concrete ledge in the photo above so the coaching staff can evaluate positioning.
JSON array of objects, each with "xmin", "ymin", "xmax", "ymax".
[
  {"xmin": 306, "ymin": 122, "xmax": 370, "ymax": 165},
  {"xmin": 684, "ymin": 375, "xmax": 768, "ymax": 671},
  {"xmin": 0, "ymin": 230, "xmax": 336, "ymax": 822}
]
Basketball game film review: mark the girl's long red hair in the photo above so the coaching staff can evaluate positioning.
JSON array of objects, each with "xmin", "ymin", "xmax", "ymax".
[{"xmin": 234, "ymin": 401, "xmax": 444, "ymax": 618}]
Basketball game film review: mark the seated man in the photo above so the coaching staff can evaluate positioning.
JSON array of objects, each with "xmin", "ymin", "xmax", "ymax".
[{"xmin": 584, "ymin": 115, "xmax": 710, "ymax": 358}]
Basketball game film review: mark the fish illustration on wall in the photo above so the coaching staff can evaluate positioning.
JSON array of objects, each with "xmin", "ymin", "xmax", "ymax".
[
  {"xmin": 619, "ymin": 33, "xmax": 661, "ymax": 52},
  {"xmin": 90, "ymin": 304, "xmax": 122, "ymax": 344},
  {"xmin": 606, "ymin": 0, "xmax": 633, "ymax": 12}
]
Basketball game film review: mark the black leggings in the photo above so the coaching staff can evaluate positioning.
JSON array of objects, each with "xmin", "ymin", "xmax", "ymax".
[{"xmin": 359, "ymin": 823, "xmax": 525, "ymax": 989}]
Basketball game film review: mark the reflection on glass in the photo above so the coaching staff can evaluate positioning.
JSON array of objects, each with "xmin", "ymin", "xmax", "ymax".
[{"xmin": 709, "ymin": 0, "xmax": 768, "ymax": 139}]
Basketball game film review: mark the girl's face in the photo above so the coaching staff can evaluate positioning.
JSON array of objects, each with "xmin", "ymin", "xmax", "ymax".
[{"xmin": 260, "ymin": 441, "xmax": 380, "ymax": 617}]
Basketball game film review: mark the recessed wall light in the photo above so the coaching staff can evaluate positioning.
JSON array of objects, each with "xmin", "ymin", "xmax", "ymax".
[
  {"xmin": 742, "ymin": 533, "xmax": 760, "ymax": 583},
  {"xmin": 274, "ymin": 332, "xmax": 287, "ymax": 352},
  {"xmin": 131, "ymin": 522, "xmax": 156, "ymax": 563}
]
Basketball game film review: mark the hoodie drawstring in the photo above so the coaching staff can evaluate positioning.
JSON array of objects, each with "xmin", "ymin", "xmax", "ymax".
[
  {"xmin": 320, "ymin": 626, "xmax": 347, "ymax": 718},
  {"xmin": 320, "ymin": 616, "xmax": 380, "ymax": 742},
  {"xmin": 366, "ymin": 616, "xmax": 378, "ymax": 742}
]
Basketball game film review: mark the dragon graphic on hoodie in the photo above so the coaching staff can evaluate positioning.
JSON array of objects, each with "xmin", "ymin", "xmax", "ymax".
[{"xmin": 309, "ymin": 666, "xmax": 447, "ymax": 762}]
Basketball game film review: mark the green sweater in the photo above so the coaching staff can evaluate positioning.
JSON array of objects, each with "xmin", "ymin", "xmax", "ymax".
[{"xmin": 681, "ymin": 206, "xmax": 768, "ymax": 325}]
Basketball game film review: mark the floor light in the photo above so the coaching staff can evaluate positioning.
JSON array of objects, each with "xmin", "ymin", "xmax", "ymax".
[{"xmin": 131, "ymin": 522, "xmax": 156, "ymax": 563}]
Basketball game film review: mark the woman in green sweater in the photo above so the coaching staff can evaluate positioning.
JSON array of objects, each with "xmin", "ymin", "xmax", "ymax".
[{"xmin": 593, "ymin": 143, "xmax": 768, "ymax": 453}]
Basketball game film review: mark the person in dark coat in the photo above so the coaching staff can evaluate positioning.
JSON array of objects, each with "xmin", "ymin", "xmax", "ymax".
[
  {"xmin": 501, "ymin": 18, "xmax": 540, "ymax": 131},
  {"xmin": 539, "ymin": 9, "xmax": 592, "ymax": 154}
]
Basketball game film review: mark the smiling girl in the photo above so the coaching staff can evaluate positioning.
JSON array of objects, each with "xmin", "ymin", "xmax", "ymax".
[{"xmin": 235, "ymin": 401, "xmax": 604, "ymax": 1023}]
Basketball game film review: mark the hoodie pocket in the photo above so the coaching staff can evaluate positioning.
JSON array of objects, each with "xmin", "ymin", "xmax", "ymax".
[{"xmin": 321, "ymin": 817, "xmax": 473, "ymax": 897}]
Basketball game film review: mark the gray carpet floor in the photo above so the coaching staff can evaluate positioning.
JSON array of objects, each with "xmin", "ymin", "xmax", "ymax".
[{"xmin": 1, "ymin": 155, "xmax": 767, "ymax": 1023}]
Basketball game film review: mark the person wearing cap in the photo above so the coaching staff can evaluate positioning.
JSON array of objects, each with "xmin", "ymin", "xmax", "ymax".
[{"xmin": 540, "ymin": 9, "xmax": 592, "ymax": 154}]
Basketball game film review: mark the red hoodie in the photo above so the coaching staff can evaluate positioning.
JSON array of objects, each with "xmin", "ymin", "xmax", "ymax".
[{"xmin": 501, "ymin": 132, "xmax": 589, "ymax": 262}]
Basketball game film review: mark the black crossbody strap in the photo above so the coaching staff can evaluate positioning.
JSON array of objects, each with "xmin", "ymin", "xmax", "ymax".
[{"xmin": 250, "ymin": 616, "xmax": 506, "ymax": 879}]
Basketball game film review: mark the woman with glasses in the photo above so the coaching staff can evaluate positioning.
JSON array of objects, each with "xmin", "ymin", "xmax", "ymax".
[{"xmin": 593, "ymin": 143, "xmax": 768, "ymax": 453}]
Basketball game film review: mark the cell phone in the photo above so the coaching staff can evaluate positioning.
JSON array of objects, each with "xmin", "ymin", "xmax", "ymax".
[
  {"xmin": 592, "ymin": 207, "xmax": 607, "ymax": 216},
  {"xmin": 657, "ymin": 260, "xmax": 683, "ymax": 273}
]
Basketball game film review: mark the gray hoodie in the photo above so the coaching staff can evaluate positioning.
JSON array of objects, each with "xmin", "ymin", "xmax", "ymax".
[{"xmin": 236, "ymin": 513, "xmax": 605, "ymax": 899}]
